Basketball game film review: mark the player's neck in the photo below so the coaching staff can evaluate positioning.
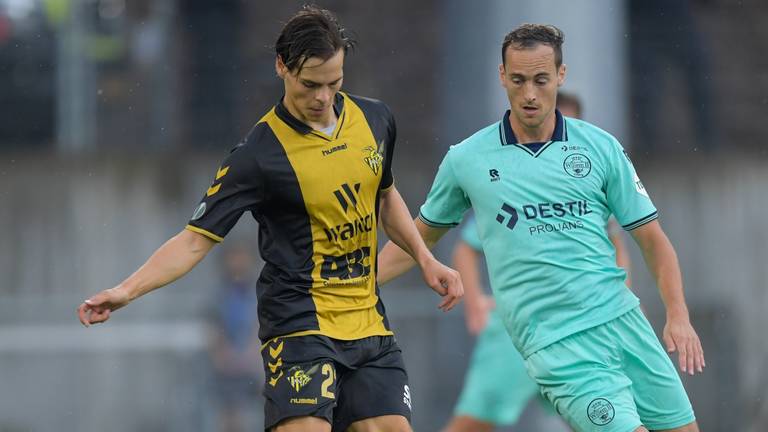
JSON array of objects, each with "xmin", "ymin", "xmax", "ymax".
[
  {"xmin": 283, "ymin": 99, "xmax": 338, "ymax": 131},
  {"xmin": 508, "ymin": 110, "xmax": 556, "ymax": 144}
]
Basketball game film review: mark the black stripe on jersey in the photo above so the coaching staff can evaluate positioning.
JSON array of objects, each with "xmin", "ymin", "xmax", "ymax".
[
  {"xmin": 249, "ymin": 124, "xmax": 319, "ymax": 341},
  {"xmin": 346, "ymin": 94, "xmax": 397, "ymax": 332},
  {"xmin": 373, "ymin": 185, "xmax": 392, "ymax": 331},
  {"xmin": 418, "ymin": 212, "xmax": 460, "ymax": 228},
  {"xmin": 622, "ymin": 211, "xmax": 659, "ymax": 231},
  {"xmin": 333, "ymin": 189, "xmax": 349, "ymax": 212},
  {"xmin": 334, "ymin": 106, "xmax": 347, "ymax": 140},
  {"xmin": 346, "ymin": 94, "xmax": 396, "ymax": 190},
  {"xmin": 341, "ymin": 183, "xmax": 358, "ymax": 207}
]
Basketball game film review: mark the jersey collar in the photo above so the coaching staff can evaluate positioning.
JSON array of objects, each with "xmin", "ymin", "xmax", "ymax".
[
  {"xmin": 498, "ymin": 108, "xmax": 569, "ymax": 157},
  {"xmin": 275, "ymin": 92, "xmax": 346, "ymax": 139}
]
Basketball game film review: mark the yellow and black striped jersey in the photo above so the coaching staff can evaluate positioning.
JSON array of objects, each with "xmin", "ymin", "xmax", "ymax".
[{"xmin": 187, "ymin": 92, "xmax": 396, "ymax": 342}]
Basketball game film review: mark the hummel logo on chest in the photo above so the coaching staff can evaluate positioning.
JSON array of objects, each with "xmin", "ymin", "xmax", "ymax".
[
  {"xmin": 322, "ymin": 143, "xmax": 348, "ymax": 156},
  {"xmin": 489, "ymin": 169, "xmax": 501, "ymax": 182}
]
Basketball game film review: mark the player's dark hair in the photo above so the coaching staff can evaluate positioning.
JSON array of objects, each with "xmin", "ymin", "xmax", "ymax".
[
  {"xmin": 557, "ymin": 91, "xmax": 582, "ymax": 117},
  {"xmin": 275, "ymin": 5, "xmax": 356, "ymax": 73},
  {"xmin": 502, "ymin": 24, "xmax": 564, "ymax": 68}
]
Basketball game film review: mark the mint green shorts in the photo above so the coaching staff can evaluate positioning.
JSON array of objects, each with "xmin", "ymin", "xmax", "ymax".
[
  {"xmin": 525, "ymin": 307, "xmax": 695, "ymax": 431},
  {"xmin": 454, "ymin": 313, "xmax": 549, "ymax": 425}
]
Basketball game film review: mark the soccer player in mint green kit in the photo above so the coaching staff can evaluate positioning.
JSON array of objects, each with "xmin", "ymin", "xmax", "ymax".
[
  {"xmin": 443, "ymin": 94, "xmax": 632, "ymax": 432},
  {"xmin": 378, "ymin": 24, "xmax": 704, "ymax": 432}
]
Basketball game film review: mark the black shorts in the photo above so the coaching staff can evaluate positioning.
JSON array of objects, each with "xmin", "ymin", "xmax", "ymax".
[{"xmin": 261, "ymin": 334, "xmax": 411, "ymax": 431}]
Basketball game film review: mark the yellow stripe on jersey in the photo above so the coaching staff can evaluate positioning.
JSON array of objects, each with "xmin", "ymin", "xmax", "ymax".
[
  {"xmin": 185, "ymin": 224, "xmax": 224, "ymax": 242},
  {"xmin": 263, "ymin": 93, "xmax": 391, "ymax": 340}
]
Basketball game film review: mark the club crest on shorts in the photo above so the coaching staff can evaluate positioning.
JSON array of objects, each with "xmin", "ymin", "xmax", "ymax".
[
  {"xmin": 363, "ymin": 141, "xmax": 384, "ymax": 175},
  {"xmin": 286, "ymin": 365, "xmax": 318, "ymax": 393},
  {"xmin": 563, "ymin": 153, "xmax": 592, "ymax": 178},
  {"xmin": 587, "ymin": 398, "xmax": 615, "ymax": 425}
]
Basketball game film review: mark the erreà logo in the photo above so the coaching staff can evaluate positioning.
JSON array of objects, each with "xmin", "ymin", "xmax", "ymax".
[{"xmin": 496, "ymin": 203, "xmax": 518, "ymax": 230}]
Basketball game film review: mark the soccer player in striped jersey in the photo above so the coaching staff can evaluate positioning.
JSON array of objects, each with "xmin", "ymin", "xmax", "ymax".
[
  {"xmin": 77, "ymin": 6, "xmax": 462, "ymax": 432},
  {"xmin": 378, "ymin": 24, "xmax": 703, "ymax": 432}
]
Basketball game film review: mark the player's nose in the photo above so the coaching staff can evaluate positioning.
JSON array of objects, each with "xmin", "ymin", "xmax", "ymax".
[{"xmin": 315, "ymin": 86, "xmax": 333, "ymax": 104}]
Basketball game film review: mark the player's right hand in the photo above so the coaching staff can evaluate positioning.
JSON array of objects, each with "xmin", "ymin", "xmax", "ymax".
[
  {"xmin": 77, "ymin": 286, "xmax": 131, "ymax": 327},
  {"xmin": 420, "ymin": 257, "xmax": 463, "ymax": 312}
]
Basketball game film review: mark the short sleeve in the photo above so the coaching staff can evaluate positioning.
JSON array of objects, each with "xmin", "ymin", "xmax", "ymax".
[
  {"xmin": 186, "ymin": 141, "xmax": 263, "ymax": 242},
  {"xmin": 379, "ymin": 105, "xmax": 396, "ymax": 190},
  {"xmin": 460, "ymin": 216, "xmax": 483, "ymax": 252},
  {"xmin": 605, "ymin": 140, "xmax": 658, "ymax": 231},
  {"xmin": 418, "ymin": 150, "xmax": 471, "ymax": 227}
]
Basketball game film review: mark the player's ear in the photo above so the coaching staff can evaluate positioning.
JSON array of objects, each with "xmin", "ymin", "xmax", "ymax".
[
  {"xmin": 557, "ymin": 63, "xmax": 566, "ymax": 86},
  {"xmin": 498, "ymin": 63, "xmax": 505, "ymax": 86},
  {"xmin": 276, "ymin": 55, "xmax": 287, "ymax": 79}
]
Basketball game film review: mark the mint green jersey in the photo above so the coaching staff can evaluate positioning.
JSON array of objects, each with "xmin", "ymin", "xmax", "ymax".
[{"xmin": 420, "ymin": 110, "xmax": 657, "ymax": 358}]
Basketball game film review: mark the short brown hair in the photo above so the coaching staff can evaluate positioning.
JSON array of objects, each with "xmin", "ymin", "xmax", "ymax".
[
  {"xmin": 275, "ymin": 5, "xmax": 356, "ymax": 73},
  {"xmin": 502, "ymin": 24, "xmax": 564, "ymax": 67}
]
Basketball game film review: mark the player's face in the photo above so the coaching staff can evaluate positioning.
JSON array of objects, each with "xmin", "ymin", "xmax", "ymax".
[
  {"xmin": 277, "ymin": 49, "xmax": 345, "ymax": 129},
  {"xmin": 499, "ymin": 44, "xmax": 566, "ymax": 133}
]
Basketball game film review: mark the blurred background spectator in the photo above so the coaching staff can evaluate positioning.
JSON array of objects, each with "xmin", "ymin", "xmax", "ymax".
[{"xmin": 207, "ymin": 243, "xmax": 263, "ymax": 432}]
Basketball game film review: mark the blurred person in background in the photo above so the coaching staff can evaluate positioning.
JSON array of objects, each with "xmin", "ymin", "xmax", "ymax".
[
  {"xmin": 209, "ymin": 243, "xmax": 263, "ymax": 432},
  {"xmin": 441, "ymin": 93, "xmax": 632, "ymax": 432},
  {"xmin": 78, "ymin": 5, "xmax": 462, "ymax": 432},
  {"xmin": 378, "ymin": 24, "xmax": 704, "ymax": 432}
]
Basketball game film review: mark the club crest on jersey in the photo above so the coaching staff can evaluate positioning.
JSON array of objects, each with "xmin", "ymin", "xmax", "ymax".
[
  {"xmin": 563, "ymin": 153, "xmax": 592, "ymax": 178},
  {"xmin": 363, "ymin": 142, "xmax": 384, "ymax": 175}
]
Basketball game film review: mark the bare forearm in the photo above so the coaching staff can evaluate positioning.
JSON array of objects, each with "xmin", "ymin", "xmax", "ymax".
[
  {"xmin": 377, "ymin": 189, "xmax": 447, "ymax": 285},
  {"xmin": 632, "ymin": 223, "xmax": 688, "ymax": 318},
  {"xmin": 120, "ymin": 229, "xmax": 215, "ymax": 300}
]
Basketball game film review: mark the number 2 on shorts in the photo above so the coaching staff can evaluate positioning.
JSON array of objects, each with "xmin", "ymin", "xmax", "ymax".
[{"xmin": 321, "ymin": 363, "xmax": 336, "ymax": 399}]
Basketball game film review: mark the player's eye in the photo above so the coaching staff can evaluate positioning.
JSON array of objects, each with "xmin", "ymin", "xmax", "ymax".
[
  {"xmin": 536, "ymin": 78, "xmax": 549, "ymax": 85},
  {"xmin": 303, "ymin": 81, "xmax": 319, "ymax": 89}
]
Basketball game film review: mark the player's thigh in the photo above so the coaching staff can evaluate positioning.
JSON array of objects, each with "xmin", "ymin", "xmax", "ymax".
[
  {"xmin": 333, "ymin": 337, "xmax": 412, "ymax": 431},
  {"xmin": 618, "ymin": 309, "xmax": 696, "ymax": 430},
  {"xmin": 261, "ymin": 336, "xmax": 338, "ymax": 430},
  {"xmin": 441, "ymin": 415, "xmax": 495, "ymax": 432},
  {"xmin": 272, "ymin": 415, "xmax": 331, "ymax": 432},
  {"xmin": 525, "ymin": 327, "xmax": 643, "ymax": 432},
  {"xmin": 345, "ymin": 415, "xmax": 411, "ymax": 432}
]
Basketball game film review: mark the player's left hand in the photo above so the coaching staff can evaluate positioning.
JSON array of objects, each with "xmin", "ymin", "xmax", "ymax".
[
  {"xmin": 663, "ymin": 315, "xmax": 705, "ymax": 375},
  {"xmin": 420, "ymin": 258, "xmax": 463, "ymax": 312}
]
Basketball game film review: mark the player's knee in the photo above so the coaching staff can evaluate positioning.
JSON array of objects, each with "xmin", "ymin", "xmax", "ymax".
[{"xmin": 633, "ymin": 427, "xmax": 649, "ymax": 432}]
